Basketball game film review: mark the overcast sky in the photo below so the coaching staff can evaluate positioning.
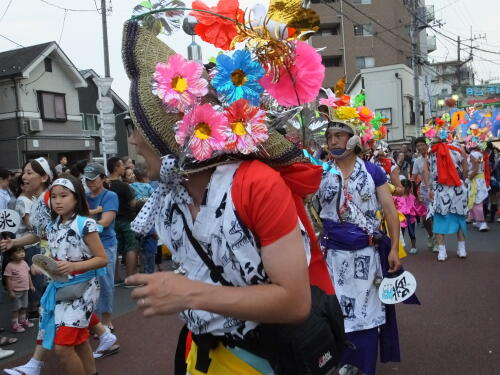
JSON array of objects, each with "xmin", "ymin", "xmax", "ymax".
[{"xmin": 0, "ymin": 0, "xmax": 498, "ymax": 102}]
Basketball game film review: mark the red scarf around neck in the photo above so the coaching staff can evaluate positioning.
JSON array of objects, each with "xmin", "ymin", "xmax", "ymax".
[{"xmin": 431, "ymin": 143, "xmax": 462, "ymax": 186}]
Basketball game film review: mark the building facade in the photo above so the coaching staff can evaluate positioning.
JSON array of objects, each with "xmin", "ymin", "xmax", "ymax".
[
  {"xmin": 0, "ymin": 42, "xmax": 131, "ymax": 171},
  {"xmin": 0, "ymin": 42, "xmax": 93, "ymax": 169},
  {"xmin": 347, "ymin": 64, "xmax": 428, "ymax": 146},
  {"xmin": 310, "ymin": 0, "xmax": 435, "ymax": 87}
]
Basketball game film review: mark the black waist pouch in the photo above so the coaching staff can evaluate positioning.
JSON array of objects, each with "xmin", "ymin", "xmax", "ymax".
[{"xmin": 255, "ymin": 286, "xmax": 346, "ymax": 375}]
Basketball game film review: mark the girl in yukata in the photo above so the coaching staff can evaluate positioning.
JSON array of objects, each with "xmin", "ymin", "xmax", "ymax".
[{"xmin": 38, "ymin": 176, "xmax": 107, "ymax": 375}]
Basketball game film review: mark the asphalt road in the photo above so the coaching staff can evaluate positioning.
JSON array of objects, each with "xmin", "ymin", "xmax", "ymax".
[{"xmin": 2, "ymin": 223, "xmax": 500, "ymax": 375}]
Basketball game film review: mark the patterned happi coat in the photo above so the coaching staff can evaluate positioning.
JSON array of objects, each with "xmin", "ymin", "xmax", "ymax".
[
  {"xmin": 156, "ymin": 162, "xmax": 309, "ymax": 340},
  {"xmin": 318, "ymin": 158, "xmax": 386, "ymax": 333}
]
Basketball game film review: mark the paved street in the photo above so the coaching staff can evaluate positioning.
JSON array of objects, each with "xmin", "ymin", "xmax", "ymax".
[{"xmin": 1, "ymin": 224, "xmax": 500, "ymax": 374}]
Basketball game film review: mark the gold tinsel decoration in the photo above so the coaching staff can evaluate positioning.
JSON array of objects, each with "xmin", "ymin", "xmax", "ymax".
[{"xmin": 232, "ymin": 14, "xmax": 295, "ymax": 83}]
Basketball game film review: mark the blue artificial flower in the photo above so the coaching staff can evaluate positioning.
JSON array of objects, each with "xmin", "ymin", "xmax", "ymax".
[{"xmin": 212, "ymin": 49, "xmax": 265, "ymax": 106}]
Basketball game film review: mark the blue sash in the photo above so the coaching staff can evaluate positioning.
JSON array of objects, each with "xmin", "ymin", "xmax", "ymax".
[{"xmin": 40, "ymin": 268, "xmax": 105, "ymax": 350}]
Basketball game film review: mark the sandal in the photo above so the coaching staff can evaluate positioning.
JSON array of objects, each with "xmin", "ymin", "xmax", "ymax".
[{"xmin": 0, "ymin": 336, "xmax": 18, "ymax": 346}]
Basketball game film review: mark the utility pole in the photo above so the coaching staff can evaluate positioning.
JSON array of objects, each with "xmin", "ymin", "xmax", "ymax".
[
  {"xmin": 339, "ymin": 0, "xmax": 348, "ymax": 79},
  {"xmin": 457, "ymin": 35, "xmax": 461, "ymax": 88},
  {"xmin": 101, "ymin": 0, "xmax": 110, "ymax": 77},
  {"xmin": 410, "ymin": 0, "xmax": 422, "ymax": 137}
]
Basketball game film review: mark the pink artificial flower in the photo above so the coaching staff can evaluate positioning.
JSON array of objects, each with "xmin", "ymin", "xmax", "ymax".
[
  {"xmin": 223, "ymin": 99, "xmax": 268, "ymax": 154},
  {"xmin": 153, "ymin": 54, "xmax": 208, "ymax": 112},
  {"xmin": 175, "ymin": 104, "xmax": 228, "ymax": 161},
  {"xmin": 319, "ymin": 95, "xmax": 350, "ymax": 108},
  {"xmin": 260, "ymin": 41, "xmax": 325, "ymax": 107},
  {"xmin": 425, "ymin": 129, "xmax": 437, "ymax": 138}
]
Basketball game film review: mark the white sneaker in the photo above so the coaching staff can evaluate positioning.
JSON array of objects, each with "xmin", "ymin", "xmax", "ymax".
[
  {"xmin": 438, "ymin": 249, "xmax": 447, "ymax": 262},
  {"xmin": 0, "ymin": 348, "xmax": 14, "ymax": 361},
  {"xmin": 457, "ymin": 248, "xmax": 467, "ymax": 259},
  {"xmin": 93, "ymin": 331, "xmax": 119, "ymax": 359},
  {"xmin": 472, "ymin": 222, "xmax": 479, "ymax": 229},
  {"xmin": 479, "ymin": 222, "xmax": 490, "ymax": 232},
  {"xmin": 3, "ymin": 362, "xmax": 42, "ymax": 375},
  {"xmin": 496, "ymin": 217, "xmax": 500, "ymax": 223},
  {"xmin": 409, "ymin": 248, "xmax": 418, "ymax": 254}
]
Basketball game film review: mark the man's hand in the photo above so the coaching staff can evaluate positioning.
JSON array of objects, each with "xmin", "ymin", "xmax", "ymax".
[
  {"xmin": 30, "ymin": 285, "xmax": 36, "ymax": 293},
  {"xmin": 0, "ymin": 238, "xmax": 14, "ymax": 252},
  {"xmin": 429, "ymin": 190, "xmax": 434, "ymax": 201},
  {"xmin": 9, "ymin": 291, "xmax": 16, "ymax": 299},
  {"xmin": 388, "ymin": 249, "xmax": 402, "ymax": 273},
  {"xmin": 126, "ymin": 272, "xmax": 195, "ymax": 317}
]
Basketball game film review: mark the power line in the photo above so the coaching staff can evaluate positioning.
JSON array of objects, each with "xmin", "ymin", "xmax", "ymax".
[
  {"xmin": 0, "ymin": 0, "xmax": 13, "ymax": 23},
  {"xmin": 58, "ymin": 9, "xmax": 68, "ymax": 44},
  {"xmin": 0, "ymin": 33, "xmax": 23, "ymax": 48},
  {"xmin": 319, "ymin": 0, "xmax": 412, "ymax": 57},
  {"xmin": 341, "ymin": 0, "xmax": 412, "ymax": 47},
  {"xmin": 39, "ymin": 0, "xmax": 97, "ymax": 12}
]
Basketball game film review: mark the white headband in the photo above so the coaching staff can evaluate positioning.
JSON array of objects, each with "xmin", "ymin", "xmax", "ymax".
[
  {"xmin": 50, "ymin": 178, "xmax": 75, "ymax": 193},
  {"xmin": 34, "ymin": 157, "xmax": 53, "ymax": 182}
]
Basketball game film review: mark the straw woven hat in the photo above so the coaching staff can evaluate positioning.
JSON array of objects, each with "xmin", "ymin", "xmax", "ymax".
[{"xmin": 122, "ymin": 20, "xmax": 305, "ymax": 173}]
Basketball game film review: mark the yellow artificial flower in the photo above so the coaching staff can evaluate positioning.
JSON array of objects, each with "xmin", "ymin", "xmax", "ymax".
[{"xmin": 335, "ymin": 106, "xmax": 359, "ymax": 120}]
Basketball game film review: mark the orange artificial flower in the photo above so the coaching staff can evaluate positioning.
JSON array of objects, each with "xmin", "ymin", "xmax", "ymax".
[{"xmin": 190, "ymin": 0, "xmax": 244, "ymax": 50}]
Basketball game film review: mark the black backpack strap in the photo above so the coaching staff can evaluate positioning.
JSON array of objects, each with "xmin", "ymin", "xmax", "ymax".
[{"xmin": 171, "ymin": 203, "xmax": 232, "ymax": 287}]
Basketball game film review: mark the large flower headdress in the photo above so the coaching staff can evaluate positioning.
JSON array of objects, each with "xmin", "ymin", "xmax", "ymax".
[
  {"xmin": 318, "ymin": 77, "xmax": 387, "ymax": 146},
  {"xmin": 128, "ymin": 0, "xmax": 325, "ymax": 168}
]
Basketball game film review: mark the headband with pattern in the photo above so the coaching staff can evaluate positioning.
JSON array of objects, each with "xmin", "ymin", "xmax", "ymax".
[
  {"xmin": 34, "ymin": 157, "xmax": 54, "ymax": 182},
  {"xmin": 50, "ymin": 178, "xmax": 75, "ymax": 193}
]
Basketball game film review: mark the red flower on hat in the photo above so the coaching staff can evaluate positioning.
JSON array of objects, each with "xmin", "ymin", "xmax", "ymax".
[{"xmin": 190, "ymin": 0, "xmax": 244, "ymax": 50}]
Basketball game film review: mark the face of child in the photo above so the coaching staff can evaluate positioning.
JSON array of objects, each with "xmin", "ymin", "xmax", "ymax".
[
  {"xmin": 50, "ymin": 185, "xmax": 77, "ymax": 220},
  {"xmin": 12, "ymin": 249, "xmax": 25, "ymax": 261},
  {"xmin": 124, "ymin": 168, "xmax": 135, "ymax": 183},
  {"xmin": 0, "ymin": 175, "xmax": 10, "ymax": 189}
]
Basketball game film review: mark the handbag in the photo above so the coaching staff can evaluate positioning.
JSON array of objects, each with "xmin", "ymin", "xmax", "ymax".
[
  {"xmin": 55, "ymin": 282, "xmax": 90, "ymax": 302},
  {"xmin": 172, "ymin": 204, "xmax": 346, "ymax": 375}
]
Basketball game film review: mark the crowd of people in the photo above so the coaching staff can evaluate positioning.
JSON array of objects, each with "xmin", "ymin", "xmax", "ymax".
[
  {"xmin": 0, "ymin": 2, "xmax": 499, "ymax": 374},
  {"xmin": 0, "ymin": 155, "xmax": 167, "ymax": 374}
]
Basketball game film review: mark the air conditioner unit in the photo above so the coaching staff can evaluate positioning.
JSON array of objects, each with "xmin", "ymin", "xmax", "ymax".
[{"xmin": 28, "ymin": 119, "xmax": 43, "ymax": 132}]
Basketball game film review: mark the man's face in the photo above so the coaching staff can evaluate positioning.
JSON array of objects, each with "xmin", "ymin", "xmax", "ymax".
[
  {"xmin": 326, "ymin": 129, "xmax": 350, "ymax": 153},
  {"xmin": 128, "ymin": 126, "xmax": 161, "ymax": 180},
  {"xmin": 115, "ymin": 160, "xmax": 126, "ymax": 177},
  {"xmin": 85, "ymin": 176, "xmax": 103, "ymax": 194},
  {"xmin": 416, "ymin": 142, "xmax": 428, "ymax": 155},
  {"xmin": 61, "ymin": 157, "xmax": 67, "ymax": 165},
  {"xmin": 401, "ymin": 144, "xmax": 410, "ymax": 154}
]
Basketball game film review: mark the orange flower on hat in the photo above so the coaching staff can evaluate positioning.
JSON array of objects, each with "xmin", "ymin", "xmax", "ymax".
[
  {"xmin": 190, "ymin": 0, "xmax": 244, "ymax": 50},
  {"xmin": 357, "ymin": 106, "xmax": 374, "ymax": 124}
]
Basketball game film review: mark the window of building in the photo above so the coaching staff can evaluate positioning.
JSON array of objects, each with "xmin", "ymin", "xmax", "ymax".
[
  {"xmin": 82, "ymin": 113, "xmax": 101, "ymax": 132},
  {"xmin": 323, "ymin": 55, "xmax": 343, "ymax": 67},
  {"xmin": 38, "ymin": 91, "xmax": 66, "ymax": 121},
  {"xmin": 408, "ymin": 98, "xmax": 415, "ymax": 124},
  {"xmin": 352, "ymin": 0, "xmax": 372, "ymax": 4},
  {"xmin": 355, "ymin": 56, "xmax": 375, "ymax": 69},
  {"xmin": 353, "ymin": 23, "xmax": 373, "ymax": 36},
  {"xmin": 319, "ymin": 23, "xmax": 340, "ymax": 36},
  {"xmin": 44, "ymin": 58, "xmax": 52, "ymax": 72}
]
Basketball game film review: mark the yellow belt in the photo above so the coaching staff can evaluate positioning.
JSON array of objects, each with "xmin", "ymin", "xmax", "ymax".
[{"xmin": 186, "ymin": 342, "xmax": 265, "ymax": 375}]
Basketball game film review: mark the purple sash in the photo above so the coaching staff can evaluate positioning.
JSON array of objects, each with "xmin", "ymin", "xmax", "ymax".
[{"xmin": 322, "ymin": 220, "xmax": 371, "ymax": 250}]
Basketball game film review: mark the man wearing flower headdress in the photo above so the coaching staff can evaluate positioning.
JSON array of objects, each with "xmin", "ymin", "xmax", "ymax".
[
  {"xmin": 465, "ymin": 128, "xmax": 490, "ymax": 232},
  {"xmin": 316, "ymin": 103, "xmax": 403, "ymax": 375},
  {"xmin": 120, "ymin": 3, "xmax": 346, "ymax": 374},
  {"xmin": 423, "ymin": 119, "xmax": 469, "ymax": 261}
]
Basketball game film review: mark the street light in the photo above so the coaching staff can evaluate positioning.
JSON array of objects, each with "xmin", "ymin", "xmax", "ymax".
[
  {"xmin": 451, "ymin": 94, "xmax": 459, "ymax": 101},
  {"xmin": 437, "ymin": 99, "xmax": 445, "ymax": 107}
]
